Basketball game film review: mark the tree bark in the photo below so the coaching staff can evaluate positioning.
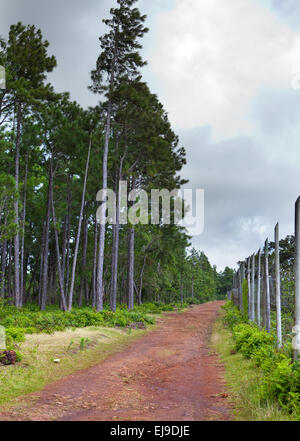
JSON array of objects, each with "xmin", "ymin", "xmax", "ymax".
[
  {"xmin": 14, "ymin": 104, "xmax": 22, "ymax": 307},
  {"xmin": 92, "ymin": 217, "xmax": 98, "ymax": 308},
  {"xmin": 0, "ymin": 240, "xmax": 6, "ymax": 298},
  {"xmin": 20, "ymin": 152, "xmax": 29, "ymax": 302},
  {"xmin": 50, "ymin": 163, "xmax": 67, "ymax": 311},
  {"xmin": 41, "ymin": 167, "xmax": 52, "ymax": 310},
  {"xmin": 127, "ymin": 226, "xmax": 135, "ymax": 311},
  {"xmin": 68, "ymin": 134, "xmax": 92, "ymax": 310},
  {"xmin": 79, "ymin": 209, "xmax": 88, "ymax": 307}
]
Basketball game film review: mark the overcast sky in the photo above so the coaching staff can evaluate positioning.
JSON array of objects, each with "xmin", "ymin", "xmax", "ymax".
[{"xmin": 1, "ymin": 0, "xmax": 300, "ymax": 270}]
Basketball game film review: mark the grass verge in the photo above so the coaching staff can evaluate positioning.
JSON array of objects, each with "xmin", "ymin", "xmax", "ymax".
[
  {"xmin": 0, "ymin": 325, "xmax": 150, "ymax": 411},
  {"xmin": 211, "ymin": 316, "xmax": 294, "ymax": 421}
]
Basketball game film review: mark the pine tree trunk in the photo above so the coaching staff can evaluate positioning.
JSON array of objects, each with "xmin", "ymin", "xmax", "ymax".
[
  {"xmin": 79, "ymin": 210, "xmax": 88, "ymax": 307},
  {"xmin": 68, "ymin": 134, "xmax": 92, "ymax": 310},
  {"xmin": 0, "ymin": 240, "xmax": 6, "ymax": 298},
  {"xmin": 41, "ymin": 167, "xmax": 52, "ymax": 310},
  {"xmin": 92, "ymin": 218, "xmax": 98, "ymax": 308},
  {"xmin": 20, "ymin": 152, "xmax": 29, "ymax": 302},
  {"xmin": 127, "ymin": 226, "xmax": 135, "ymax": 311},
  {"xmin": 14, "ymin": 104, "xmax": 22, "ymax": 307},
  {"xmin": 138, "ymin": 254, "xmax": 147, "ymax": 306},
  {"xmin": 50, "ymin": 163, "xmax": 67, "ymax": 311}
]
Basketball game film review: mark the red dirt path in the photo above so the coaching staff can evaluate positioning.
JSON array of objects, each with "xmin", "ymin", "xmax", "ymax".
[{"xmin": 0, "ymin": 301, "xmax": 232, "ymax": 421}]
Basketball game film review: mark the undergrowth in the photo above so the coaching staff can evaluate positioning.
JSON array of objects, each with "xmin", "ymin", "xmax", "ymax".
[{"xmin": 222, "ymin": 301, "xmax": 300, "ymax": 419}]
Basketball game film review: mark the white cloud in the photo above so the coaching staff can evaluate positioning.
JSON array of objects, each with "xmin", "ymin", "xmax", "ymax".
[{"xmin": 149, "ymin": 0, "xmax": 300, "ymax": 140}]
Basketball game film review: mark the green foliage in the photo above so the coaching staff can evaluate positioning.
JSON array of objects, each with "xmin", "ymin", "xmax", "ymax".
[
  {"xmin": 233, "ymin": 324, "xmax": 274, "ymax": 359},
  {"xmin": 242, "ymin": 279, "xmax": 248, "ymax": 319},
  {"xmin": 222, "ymin": 301, "xmax": 246, "ymax": 330},
  {"xmin": 223, "ymin": 301, "xmax": 300, "ymax": 417},
  {"xmin": 261, "ymin": 359, "xmax": 300, "ymax": 415}
]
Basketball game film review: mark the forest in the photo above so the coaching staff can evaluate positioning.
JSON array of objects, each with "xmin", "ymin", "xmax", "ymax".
[{"xmin": 0, "ymin": 2, "xmax": 231, "ymax": 316}]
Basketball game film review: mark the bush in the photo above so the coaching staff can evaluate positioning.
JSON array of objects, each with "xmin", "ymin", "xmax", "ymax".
[
  {"xmin": 261, "ymin": 358, "xmax": 300, "ymax": 414},
  {"xmin": 233, "ymin": 324, "xmax": 274, "ymax": 359},
  {"xmin": 223, "ymin": 301, "xmax": 300, "ymax": 416},
  {"xmin": 222, "ymin": 301, "xmax": 246, "ymax": 330}
]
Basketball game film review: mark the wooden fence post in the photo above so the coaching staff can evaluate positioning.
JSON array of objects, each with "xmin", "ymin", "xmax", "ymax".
[
  {"xmin": 294, "ymin": 198, "xmax": 300, "ymax": 360},
  {"xmin": 265, "ymin": 239, "xmax": 271, "ymax": 333},
  {"xmin": 275, "ymin": 223, "xmax": 282, "ymax": 349},
  {"xmin": 257, "ymin": 249, "xmax": 261, "ymax": 328},
  {"xmin": 251, "ymin": 253, "xmax": 255, "ymax": 322},
  {"xmin": 240, "ymin": 262, "xmax": 245, "ymax": 314},
  {"xmin": 247, "ymin": 257, "xmax": 251, "ymax": 320}
]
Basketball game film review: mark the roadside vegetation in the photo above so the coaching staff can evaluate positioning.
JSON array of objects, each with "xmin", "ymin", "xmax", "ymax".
[
  {"xmin": 0, "ymin": 300, "xmax": 190, "ymax": 407},
  {"xmin": 213, "ymin": 301, "xmax": 300, "ymax": 421}
]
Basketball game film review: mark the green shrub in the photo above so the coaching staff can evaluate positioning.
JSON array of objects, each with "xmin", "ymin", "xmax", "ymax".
[
  {"xmin": 223, "ymin": 302, "xmax": 300, "ymax": 416},
  {"xmin": 233, "ymin": 324, "xmax": 274, "ymax": 359},
  {"xmin": 5, "ymin": 327, "xmax": 25, "ymax": 345},
  {"xmin": 242, "ymin": 279, "xmax": 248, "ymax": 320},
  {"xmin": 222, "ymin": 301, "xmax": 246, "ymax": 329},
  {"xmin": 261, "ymin": 358, "xmax": 300, "ymax": 414}
]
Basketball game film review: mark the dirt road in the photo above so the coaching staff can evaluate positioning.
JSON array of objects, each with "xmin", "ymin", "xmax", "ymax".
[{"xmin": 0, "ymin": 301, "xmax": 231, "ymax": 421}]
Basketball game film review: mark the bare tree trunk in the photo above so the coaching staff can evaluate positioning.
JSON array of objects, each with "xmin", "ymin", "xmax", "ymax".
[
  {"xmin": 79, "ymin": 209, "xmax": 88, "ymax": 307},
  {"xmin": 68, "ymin": 134, "xmax": 92, "ymax": 310},
  {"xmin": 265, "ymin": 239, "xmax": 271, "ymax": 333},
  {"xmin": 20, "ymin": 152, "xmax": 29, "ymax": 303},
  {"xmin": 0, "ymin": 240, "xmax": 6, "ymax": 298},
  {"xmin": 92, "ymin": 218, "xmax": 98, "ymax": 308},
  {"xmin": 61, "ymin": 178, "xmax": 71, "ymax": 290},
  {"xmin": 50, "ymin": 164, "xmax": 67, "ymax": 311},
  {"xmin": 275, "ymin": 223, "xmax": 282, "ymax": 349},
  {"xmin": 294, "ymin": 198, "xmax": 300, "ymax": 360},
  {"xmin": 64, "ymin": 178, "xmax": 72, "ymax": 297},
  {"xmin": 127, "ymin": 226, "xmax": 135, "ymax": 311},
  {"xmin": 138, "ymin": 254, "xmax": 147, "ymax": 306},
  {"xmin": 41, "ymin": 167, "xmax": 52, "ymax": 310},
  {"xmin": 110, "ymin": 167, "xmax": 119, "ymax": 312},
  {"xmin": 14, "ymin": 104, "xmax": 22, "ymax": 307},
  {"xmin": 96, "ymin": 103, "xmax": 112, "ymax": 312},
  {"xmin": 257, "ymin": 249, "xmax": 261, "ymax": 328}
]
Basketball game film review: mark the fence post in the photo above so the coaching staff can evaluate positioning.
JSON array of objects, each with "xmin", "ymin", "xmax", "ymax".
[
  {"xmin": 240, "ymin": 262, "xmax": 245, "ymax": 314},
  {"xmin": 275, "ymin": 223, "xmax": 282, "ymax": 349},
  {"xmin": 257, "ymin": 249, "xmax": 261, "ymax": 328},
  {"xmin": 251, "ymin": 253, "xmax": 255, "ymax": 322},
  {"xmin": 247, "ymin": 257, "xmax": 251, "ymax": 320},
  {"xmin": 294, "ymin": 197, "xmax": 300, "ymax": 360},
  {"xmin": 265, "ymin": 239, "xmax": 271, "ymax": 333}
]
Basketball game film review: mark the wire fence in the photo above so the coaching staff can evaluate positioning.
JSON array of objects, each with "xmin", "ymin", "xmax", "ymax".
[{"xmin": 228, "ymin": 197, "xmax": 300, "ymax": 360}]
